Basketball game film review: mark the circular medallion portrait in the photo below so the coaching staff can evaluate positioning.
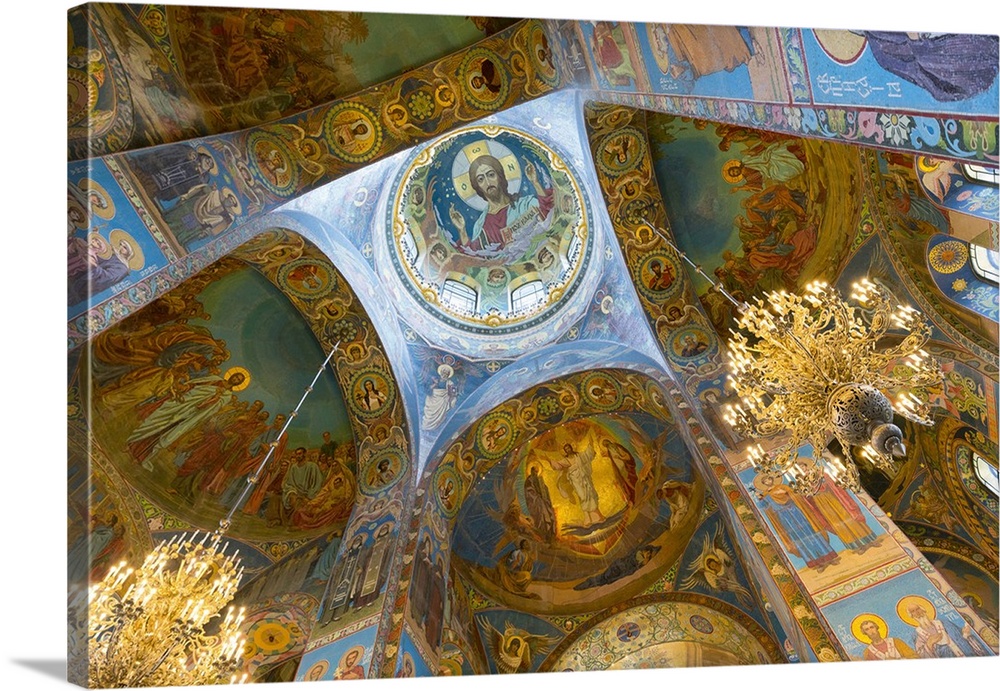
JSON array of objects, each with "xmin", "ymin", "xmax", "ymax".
[
  {"xmin": 528, "ymin": 22, "xmax": 559, "ymax": 85},
  {"xmin": 596, "ymin": 127, "xmax": 647, "ymax": 178},
  {"xmin": 434, "ymin": 464, "xmax": 462, "ymax": 518},
  {"xmin": 670, "ymin": 326, "xmax": 715, "ymax": 361},
  {"xmin": 581, "ymin": 372, "xmax": 624, "ymax": 411},
  {"xmin": 349, "ymin": 369, "xmax": 395, "ymax": 419},
  {"xmin": 248, "ymin": 131, "xmax": 299, "ymax": 197},
  {"xmin": 360, "ymin": 449, "xmax": 404, "ymax": 495},
  {"xmin": 278, "ymin": 258, "xmax": 335, "ymax": 299},
  {"xmin": 324, "ymin": 102, "xmax": 382, "ymax": 163},
  {"xmin": 636, "ymin": 252, "xmax": 681, "ymax": 302},
  {"xmin": 389, "ymin": 126, "xmax": 592, "ymax": 334},
  {"xmin": 460, "ymin": 48, "xmax": 510, "ymax": 111}
]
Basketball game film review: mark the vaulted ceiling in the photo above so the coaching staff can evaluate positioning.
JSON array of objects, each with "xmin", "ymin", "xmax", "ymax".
[{"xmin": 63, "ymin": 4, "xmax": 998, "ymax": 683}]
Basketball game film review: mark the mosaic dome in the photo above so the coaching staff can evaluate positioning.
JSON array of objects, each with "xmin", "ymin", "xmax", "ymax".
[{"xmin": 386, "ymin": 126, "xmax": 593, "ymax": 336}]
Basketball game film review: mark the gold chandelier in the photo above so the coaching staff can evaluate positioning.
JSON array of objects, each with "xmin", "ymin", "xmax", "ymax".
[
  {"xmin": 722, "ymin": 279, "xmax": 939, "ymax": 494},
  {"xmin": 87, "ymin": 533, "xmax": 248, "ymax": 688},
  {"xmin": 644, "ymin": 220, "xmax": 940, "ymax": 495},
  {"xmin": 83, "ymin": 345, "xmax": 339, "ymax": 687}
]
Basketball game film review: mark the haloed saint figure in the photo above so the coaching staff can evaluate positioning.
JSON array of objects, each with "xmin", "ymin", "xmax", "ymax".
[
  {"xmin": 447, "ymin": 154, "xmax": 553, "ymax": 256},
  {"xmin": 390, "ymin": 127, "xmax": 591, "ymax": 330}
]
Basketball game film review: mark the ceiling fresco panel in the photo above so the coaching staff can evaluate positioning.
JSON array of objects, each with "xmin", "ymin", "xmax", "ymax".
[
  {"xmin": 648, "ymin": 114, "xmax": 865, "ymax": 332},
  {"xmin": 452, "ymin": 413, "xmax": 703, "ymax": 614},
  {"xmin": 540, "ymin": 593, "xmax": 784, "ymax": 670},
  {"xmin": 804, "ymin": 30, "xmax": 999, "ymax": 116},
  {"xmin": 82, "ymin": 255, "xmax": 356, "ymax": 543}
]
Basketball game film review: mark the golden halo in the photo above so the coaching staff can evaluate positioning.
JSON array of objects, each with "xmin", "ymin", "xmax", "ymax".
[
  {"xmin": 109, "ymin": 229, "xmax": 145, "ymax": 271},
  {"xmin": 962, "ymin": 592, "xmax": 983, "ymax": 608},
  {"xmin": 87, "ymin": 232, "xmax": 113, "ymax": 259},
  {"xmin": 224, "ymin": 366, "xmax": 251, "ymax": 391},
  {"xmin": 721, "ymin": 159, "xmax": 744, "ymax": 184},
  {"xmin": 850, "ymin": 613, "xmax": 888, "ymax": 644},
  {"xmin": 80, "ymin": 178, "xmax": 116, "ymax": 219},
  {"xmin": 813, "ymin": 30, "xmax": 868, "ymax": 64},
  {"xmin": 451, "ymin": 138, "xmax": 522, "ymax": 211},
  {"xmin": 339, "ymin": 645, "xmax": 366, "ymax": 669},
  {"xmin": 896, "ymin": 595, "xmax": 935, "ymax": 627},
  {"xmin": 751, "ymin": 472, "xmax": 780, "ymax": 494},
  {"xmin": 916, "ymin": 156, "xmax": 941, "ymax": 173},
  {"xmin": 195, "ymin": 145, "xmax": 220, "ymax": 176},
  {"xmin": 304, "ymin": 660, "xmax": 329, "ymax": 680},
  {"xmin": 437, "ymin": 364, "xmax": 454, "ymax": 379}
]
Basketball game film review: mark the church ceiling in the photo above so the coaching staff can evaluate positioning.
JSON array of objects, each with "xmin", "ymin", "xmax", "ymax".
[
  {"xmin": 70, "ymin": 229, "xmax": 413, "ymax": 556},
  {"xmin": 64, "ymin": 5, "xmax": 1000, "ymax": 681},
  {"xmin": 542, "ymin": 593, "xmax": 784, "ymax": 670},
  {"xmin": 70, "ymin": 4, "xmax": 519, "ymax": 158},
  {"xmin": 387, "ymin": 125, "xmax": 593, "ymax": 336}
]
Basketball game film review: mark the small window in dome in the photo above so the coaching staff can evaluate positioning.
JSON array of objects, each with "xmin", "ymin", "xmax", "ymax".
[
  {"xmin": 511, "ymin": 280, "xmax": 546, "ymax": 312},
  {"xmin": 441, "ymin": 279, "xmax": 477, "ymax": 313}
]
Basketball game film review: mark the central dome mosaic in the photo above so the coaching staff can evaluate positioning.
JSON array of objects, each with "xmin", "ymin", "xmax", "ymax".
[{"xmin": 388, "ymin": 126, "xmax": 593, "ymax": 334}]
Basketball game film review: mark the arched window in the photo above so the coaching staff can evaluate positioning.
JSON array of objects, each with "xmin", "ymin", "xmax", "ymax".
[
  {"xmin": 970, "ymin": 244, "xmax": 1000, "ymax": 285},
  {"xmin": 511, "ymin": 280, "xmax": 546, "ymax": 312},
  {"xmin": 962, "ymin": 164, "xmax": 1000, "ymax": 185},
  {"xmin": 400, "ymin": 228, "xmax": 417, "ymax": 262},
  {"xmin": 973, "ymin": 451, "xmax": 999, "ymax": 497},
  {"xmin": 441, "ymin": 279, "xmax": 477, "ymax": 313}
]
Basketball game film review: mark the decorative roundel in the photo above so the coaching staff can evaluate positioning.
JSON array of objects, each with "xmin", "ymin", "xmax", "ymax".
[
  {"xmin": 434, "ymin": 464, "xmax": 462, "ymax": 518},
  {"xmin": 635, "ymin": 251, "xmax": 682, "ymax": 303},
  {"xmin": 249, "ymin": 620, "xmax": 295, "ymax": 656},
  {"xmin": 359, "ymin": 448, "xmax": 405, "ymax": 495},
  {"xmin": 68, "ymin": 69, "xmax": 97, "ymax": 126},
  {"xmin": 527, "ymin": 23, "xmax": 559, "ymax": 86},
  {"xmin": 247, "ymin": 131, "xmax": 300, "ymax": 197},
  {"xmin": 475, "ymin": 409, "xmax": 518, "ymax": 459},
  {"xmin": 928, "ymin": 239, "xmax": 969, "ymax": 274},
  {"xmin": 668, "ymin": 326, "xmax": 716, "ymax": 361},
  {"xmin": 347, "ymin": 368, "xmax": 396, "ymax": 420},
  {"xmin": 278, "ymin": 258, "xmax": 336, "ymax": 299},
  {"xmin": 324, "ymin": 101, "xmax": 383, "ymax": 163},
  {"xmin": 581, "ymin": 372, "xmax": 624, "ymax": 412},
  {"xmin": 460, "ymin": 47, "xmax": 510, "ymax": 111},
  {"xmin": 388, "ymin": 126, "xmax": 593, "ymax": 335},
  {"xmin": 689, "ymin": 614, "xmax": 715, "ymax": 634},
  {"xmin": 595, "ymin": 127, "xmax": 647, "ymax": 178},
  {"xmin": 616, "ymin": 622, "xmax": 641, "ymax": 642}
]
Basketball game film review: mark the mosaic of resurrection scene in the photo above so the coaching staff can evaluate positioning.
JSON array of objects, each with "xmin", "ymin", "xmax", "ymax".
[{"xmin": 452, "ymin": 413, "xmax": 704, "ymax": 613}]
